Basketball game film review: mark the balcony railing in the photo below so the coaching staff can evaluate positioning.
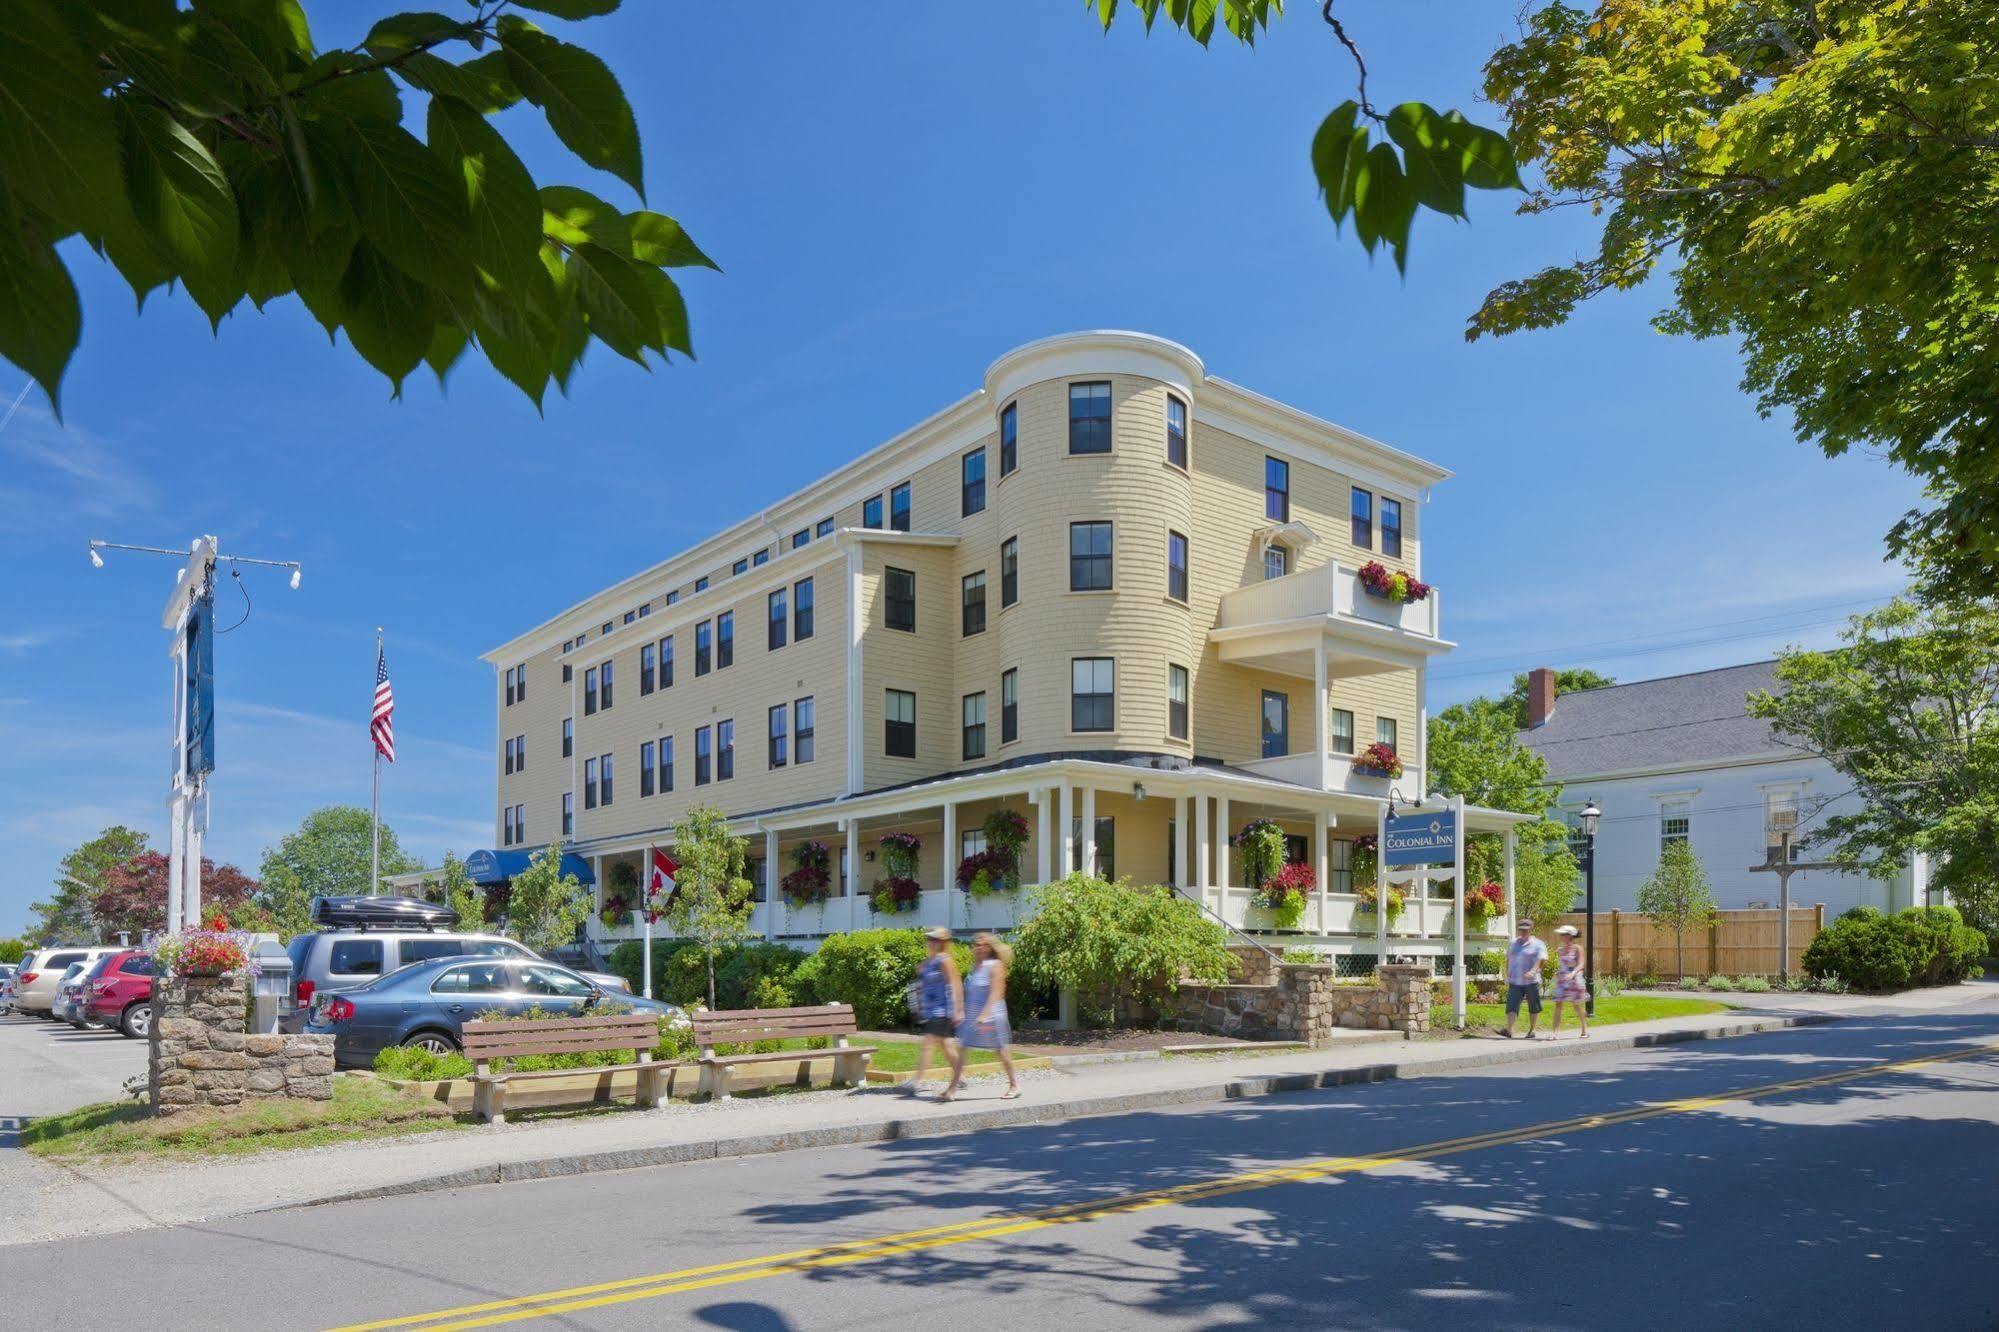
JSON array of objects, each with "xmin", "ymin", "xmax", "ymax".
[
  {"xmin": 1216, "ymin": 560, "xmax": 1441, "ymax": 641},
  {"xmin": 1239, "ymin": 752, "xmax": 1425, "ymax": 797}
]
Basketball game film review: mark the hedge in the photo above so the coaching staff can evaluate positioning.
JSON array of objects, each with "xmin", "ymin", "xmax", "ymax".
[
  {"xmin": 605, "ymin": 939, "xmax": 812, "ymax": 1009},
  {"xmin": 1802, "ymin": 905, "xmax": 1986, "ymax": 992}
]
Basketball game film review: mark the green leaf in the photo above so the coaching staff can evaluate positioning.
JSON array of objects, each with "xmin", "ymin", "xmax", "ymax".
[
  {"xmin": 338, "ymin": 239, "xmax": 436, "ymax": 393},
  {"xmin": 1187, "ymin": 0, "xmax": 1218, "ymax": 45},
  {"xmin": 1385, "ymin": 102, "xmax": 1465, "ymax": 219},
  {"xmin": 1095, "ymin": 0, "xmax": 1118, "ymax": 32},
  {"xmin": 427, "ymin": 97, "xmax": 543, "ymax": 296},
  {"xmin": 1352, "ymin": 141, "xmax": 1415, "ymax": 270},
  {"xmin": 471, "ymin": 290, "xmax": 554, "ymax": 407},
  {"xmin": 638, "ymin": 267, "xmax": 691, "ymax": 359},
  {"xmin": 568, "ymin": 242, "xmax": 659, "ymax": 364},
  {"xmin": 190, "ymin": 0, "xmax": 312, "ymax": 92},
  {"xmin": 627, "ymin": 211, "xmax": 717, "ymax": 270},
  {"xmin": 362, "ymin": 11, "xmax": 467, "ymax": 57},
  {"xmin": 1310, "ymin": 102, "xmax": 1362, "ymax": 227},
  {"xmin": 323, "ymin": 117, "xmax": 472, "ymax": 297},
  {"xmin": 0, "ymin": 0, "xmax": 128, "ymax": 227},
  {"xmin": 395, "ymin": 51, "xmax": 520, "ymax": 113},
  {"xmin": 508, "ymin": 0, "xmax": 624, "ymax": 17},
  {"xmin": 539, "ymin": 184, "xmax": 630, "ymax": 254},
  {"xmin": 424, "ymin": 321, "xmax": 470, "ymax": 384},
  {"xmin": 1443, "ymin": 111, "xmax": 1522, "ymax": 191},
  {"xmin": 299, "ymin": 56, "xmax": 403, "ymax": 123},
  {"xmin": 0, "ymin": 188, "xmax": 81, "ymax": 411},
  {"xmin": 499, "ymin": 16, "xmax": 645, "ymax": 198},
  {"xmin": 117, "ymin": 100, "xmax": 243, "ymax": 323}
]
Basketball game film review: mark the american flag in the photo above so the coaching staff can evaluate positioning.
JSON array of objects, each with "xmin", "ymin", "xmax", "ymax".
[{"xmin": 372, "ymin": 647, "xmax": 396, "ymax": 763}]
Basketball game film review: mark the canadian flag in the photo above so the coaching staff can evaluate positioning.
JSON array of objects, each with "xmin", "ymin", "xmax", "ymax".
[{"xmin": 645, "ymin": 847, "xmax": 680, "ymax": 920}]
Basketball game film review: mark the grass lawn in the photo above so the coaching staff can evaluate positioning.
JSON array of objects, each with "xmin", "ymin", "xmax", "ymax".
[
  {"xmin": 735, "ymin": 1034, "xmax": 997, "ymax": 1074},
  {"xmin": 1433, "ymin": 993, "xmax": 1733, "ymax": 1033},
  {"xmin": 23, "ymin": 1077, "xmax": 463, "ymax": 1160}
]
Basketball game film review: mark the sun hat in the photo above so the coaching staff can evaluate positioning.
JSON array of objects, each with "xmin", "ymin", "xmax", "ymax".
[
  {"xmin": 1516, "ymin": 918, "xmax": 1535, "ymax": 930},
  {"xmin": 1555, "ymin": 924, "xmax": 1580, "ymax": 937},
  {"xmin": 923, "ymin": 926, "xmax": 952, "ymax": 942}
]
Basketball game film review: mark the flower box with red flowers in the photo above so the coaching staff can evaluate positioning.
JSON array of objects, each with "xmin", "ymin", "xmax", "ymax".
[
  {"xmin": 1356, "ymin": 562, "xmax": 1432, "ymax": 604},
  {"xmin": 1352, "ymin": 742, "xmax": 1403, "ymax": 779},
  {"xmin": 869, "ymin": 877, "xmax": 922, "ymax": 915}
]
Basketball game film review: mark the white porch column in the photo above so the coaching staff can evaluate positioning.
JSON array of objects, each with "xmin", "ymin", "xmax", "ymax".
[
  {"xmin": 1036, "ymin": 787, "xmax": 1054, "ymax": 884},
  {"xmin": 1503, "ymin": 824, "xmax": 1518, "ymax": 927},
  {"xmin": 1415, "ymin": 661, "xmax": 1429, "ymax": 799},
  {"xmin": 1313, "ymin": 640, "xmax": 1329, "ymax": 792},
  {"xmin": 1079, "ymin": 785, "xmax": 1097, "ymax": 877},
  {"xmin": 941, "ymin": 799, "xmax": 956, "ymax": 894},
  {"xmin": 1314, "ymin": 807, "xmax": 1331, "ymax": 933},
  {"xmin": 1194, "ymin": 791, "xmax": 1210, "ymax": 892},
  {"xmin": 1215, "ymin": 794, "xmax": 1231, "ymax": 891},
  {"xmin": 1175, "ymin": 795, "xmax": 1190, "ymax": 888},
  {"xmin": 840, "ymin": 819, "xmax": 857, "ymax": 932},
  {"xmin": 764, "ymin": 827, "xmax": 780, "ymax": 941},
  {"xmin": 1057, "ymin": 782, "xmax": 1074, "ymax": 877}
]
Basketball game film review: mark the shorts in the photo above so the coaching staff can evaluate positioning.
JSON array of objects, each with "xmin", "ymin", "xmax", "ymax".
[
  {"xmin": 1505, "ymin": 983, "xmax": 1543, "ymax": 1017},
  {"xmin": 921, "ymin": 1016, "xmax": 955, "ymax": 1038}
]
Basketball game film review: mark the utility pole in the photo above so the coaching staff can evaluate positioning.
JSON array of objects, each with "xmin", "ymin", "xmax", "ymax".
[{"xmin": 1748, "ymin": 829, "xmax": 1839, "ymax": 978}]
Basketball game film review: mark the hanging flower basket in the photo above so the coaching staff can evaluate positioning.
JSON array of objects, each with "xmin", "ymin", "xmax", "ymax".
[
  {"xmin": 1463, "ymin": 880, "xmax": 1506, "ymax": 928},
  {"xmin": 878, "ymin": 831, "xmax": 923, "ymax": 881},
  {"xmin": 1253, "ymin": 862, "xmax": 1314, "ymax": 928},
  {"xmin": 780, "ymin": 840, "xmax": 833, "ymax": 906},
  {"xmin": 1356, "ymin": 561, "xmax": 1432, "ymax": 604},
  {"xmin": 1352, "ymin": 743, "xmax": 1403, "ymax": 779},
  {"xmin": 956, "ymin": 848, "xmax": 1014, "ymax": 897},
  {"xmin": 599, "ymin": 892, "xmax": 633, "ymax": 929},
  {"xmin": 869, "ymin": 877, "xmax": 923, "ymax": 915},
  {"xmin": 1353, "ymin": 879, "xmax": 1405, "ymax": 921}
]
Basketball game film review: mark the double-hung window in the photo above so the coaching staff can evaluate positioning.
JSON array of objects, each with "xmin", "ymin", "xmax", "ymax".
[
  {"xmin": 1071, "ymin": 658, "xmax": 1115, "ymax": 732},
  {"xmin": 695, "ymin": 621, "xmax": 712, "ymax": 676},
  {"xmin": 1376, "ymin": 716, "xmax": 1398, "ymax": 750},
  {"xmin": 768, "ymin": 588, "xmax": 788, "ymax": 650},
  {"xmin": 962, "ymin": 692, "xmax": 987, "ymax": 761},
  {"xmin": 999, "ymin": 402, "xmax": 1017, "ymax": 476},
  {"xmin": 794, "ymin": 697, "xmax": 814, "ymax": 764},
  {"xmin": 1381, "ymin": 498, "xmax": 1402, "ymax": 558},
  {"xmin": 1001, "ymin": 668, "xmax": 1018, "ymax": 744},
  {"xmin": 863, "ymin": 494, "xmax": 884, "ymax": 529},
  {"xmin": 716, "ymin": 612, "xmax": 733, "ymax": 669},
  {"xmin": 884, "ymin": 567, "xmax": 916, "ymax": 632},
  {"xmin": 1068, "ymin": 382, "xmax": 1111, "ymax": 453},
  {"xmin": 1000, "ymin": 537, "xmax": 1019, "ymax": 607},
  {"xmin": 1661, "ymin": 799, "xmax": 1691, "ymax": 853},
  {"xmin": 962, "ymin": 571, "xmax": 986, "ymax": 636},
  {"xmin": 503, "ymin": 737, "xmax": 515, "ymax": 775},
  {"xmin": 1263, "ymin": 545, "xmax": 1290, "ymax": 581},
  {"xmin": 561, "ymin": 717, "xmax": 573, "ymax": 758},
  {"xmin": 1329, "ymin": 707, "xmax": 1355, "ymax": 755},
  {"xmin": 885, "ymin": 689, "xmax": 917, "ymax": 758},
  {"xmin": 1070, "ymin": 522, "xmax": 1113, "ymax": 591},
  {"xmin": 794, "ymin": 578, "xmax": 814, "ymax": 640},
  {"xmin": 660, "ymin": 635, "xmax": 674, "ymax": 687},
  {"xmin": 889, "ymin": 482, "xmax": 911, "ymax": 532},
  {"xmin": 504, "ymin": 667, "xmax": 516, "ymax": 705},
  {"xmin": 1169, "ymin": 664, "xmax": 1190, "ymax": 741},
  {"xmin": 513, "ymin": 804, "xmax": 524, "ymax": 843},
  {"xmin": 768, "ymin": 704, "xmax": 788, "ymax": 768},
  {"xmin": 659, "ymin": 735, "xmax": 674, "ymax": 792},
  {"xmin": 583, "ymin": 666, "xmax": 599, "ymax": 716},
  {"xmin": 561, "ymin": 791, "xmax": 574, "ymax": 836},
  {"xmin": 1167, "ymin": 531, "xmax": 1189, "ymax": 603},
  {"xmin": 1351, "ymin": 487, "xmax": 1373, "ymax": 548},
  {"xmin": 584, "ymin": 756, "xmax": 600, "ymax": 810},
  {"xmin": 597, "ymin": 660, "xmax": 613, "ymax": 710},
  {"xmin": 695, "ymin": 726, "xmax": 712, "ymax": 785},
  {"xmin": 1166, "ymin": 395, "xmax": 1188, "ymax": 468},
  {"xmin": 1265, "ymin": 457, "xmax": 1290, "ymax": 521},
  {"xmin": 599, "ymin": 752, "xmax": 613, "ymax": 806},
  {"xmin": 962, "ymin": 448, "xmax": 986, "ymax": 516},
  {"xmin": 640, "ymin": 642, "xmax": 656, "ymax": 695},
  {"xmin": 514, "ymin": 734, "xmax": 524, "ymax": 772},
  {"xmin": 716, "ymin": 719, "xmax": 734, "ymax": 780},
  {"xmin": 640, "ymin": 740, "xmax": 656, "ymax": 797}
]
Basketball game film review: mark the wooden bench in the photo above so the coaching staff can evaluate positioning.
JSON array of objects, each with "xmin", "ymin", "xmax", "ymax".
[
  {"xmin": 463, "ymin": 1013, "xmax": 672, "ymax": 1124},
  {"xmin": 692, "ymin": 1003, "xmax": 875, "ymax": 1100}
]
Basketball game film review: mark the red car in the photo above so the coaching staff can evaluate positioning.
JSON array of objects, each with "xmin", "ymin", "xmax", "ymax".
[{"xmin": 85, "ymin": 949, "xmax": 159, "ymax": 1039}]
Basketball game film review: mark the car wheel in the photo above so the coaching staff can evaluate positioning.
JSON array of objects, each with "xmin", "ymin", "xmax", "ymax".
[
  {"xmin": 69, "ymin": 1016, "xmax": 91, "ymax": 1031},
  {"xmin": 404, "ymin": 1031, "xmax": 460, "ymax": 1056},
  {"xmin": 121, "ymin": 1003, "xmax": 152, "ymax": 1040}
]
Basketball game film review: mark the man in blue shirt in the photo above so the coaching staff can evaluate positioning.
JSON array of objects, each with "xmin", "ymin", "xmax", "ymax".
[{"xmin": 1503, "ymin": 918, "xmax": 1549, "ymax": 1039}]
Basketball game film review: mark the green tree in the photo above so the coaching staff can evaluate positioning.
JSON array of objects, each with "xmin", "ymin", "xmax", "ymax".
[
  {"xmin": 1012, "ymin": 874, "xmax": 1236, "ymax": 1027},
  {"xmin": 1503, "ymin": 668, "xmax": 1616, "ymax": 728},
  {"xmin": 1426, "ymin": 697, "xmax": 1580, "ymax": 928},
  {"xmin": 0, "ymin": 939, "xmax": 28, "ymax": 965},
  {"xmin": 257, "ymin": 805, "xmax": 417, "ymax": 935},
  {"xmin": 33, "ymin": 825, "xmax": 150, "ymax": 944},
  {"xmin": 503, "ymin": 838, "xmax": 591, "ymax": 955},
  {"xmin": 1636, "ymin": 841, "xmax": 1718, "ymax": 978},
  {"xmin": 433, "ymin": 851, "xmax": 484, "ymax": 932},
  {"xmin": 0, "ymin": 0, "xmax": 710, "ymax": 412},
  {"xmin": 663, "ymin": 806, "xmax": 755, "ymax": 1009},
  {"xmin": 1748, "ymin": 585, "xmax": 1999, "ymax": 923}
]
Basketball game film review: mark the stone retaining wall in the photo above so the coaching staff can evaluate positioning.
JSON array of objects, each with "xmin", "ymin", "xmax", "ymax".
[
  {"xmin": 149, "ymin": 972, "xmax": 336, "ymax": 1116},
  {"xmin": 1160, "ymin": 962, "xmax": 1434, "ymax": 1045}
]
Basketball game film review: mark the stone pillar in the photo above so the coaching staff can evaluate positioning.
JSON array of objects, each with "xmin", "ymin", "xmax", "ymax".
[
  {"xmin": 150, "ymin": 971, "xmax": 334, "ymax": 1116},
  {"xmin": 1376, "ymin": 963, "xmax": 1434, "ymax": 1035}
]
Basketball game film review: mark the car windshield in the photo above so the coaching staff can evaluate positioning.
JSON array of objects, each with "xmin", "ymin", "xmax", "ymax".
[{"xmin": 461, "ymin": 938, "xmax": 537, "ymax": 961}]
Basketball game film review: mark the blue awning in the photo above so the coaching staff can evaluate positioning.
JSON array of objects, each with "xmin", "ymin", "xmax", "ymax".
[{"xmin": 463, "ymin": 848, "xmax": 597, "ymax": 887}]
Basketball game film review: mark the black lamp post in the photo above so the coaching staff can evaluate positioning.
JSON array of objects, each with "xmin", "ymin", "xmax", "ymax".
[{"xmin": 1579, "ymin": 800, "xmax": 1601, "ymax": 1015}]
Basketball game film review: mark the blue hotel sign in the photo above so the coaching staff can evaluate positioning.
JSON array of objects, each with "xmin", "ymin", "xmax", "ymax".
[{"xmin": 1384, "ymin": 809, "xmax": 1458, "ymax": 867}]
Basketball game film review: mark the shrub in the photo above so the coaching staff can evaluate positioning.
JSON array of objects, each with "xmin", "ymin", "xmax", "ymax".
[
  {"xmin": 1703, "ymin": 974, "xmax": 1737, "ymax": 991},
  {"xmin": 1802, "ymin": 911, "xmax": 1917, "ymax": 990},
  {"xmin": 1777, "ymin": 974, "xmax": 1811, "ymax": 992},
  {"xmin": 1470, "ymin": 948, "xmax": 1506, "ymax": 978},
  {"xmin": 1676, "ymin": 976, "xmax": 1703, "ymax": 991},
  {"xmin": 1281, "ymin": 947, "xmax": 1324, "ymax": 964},
  {"xmin": 605, "ymin": 939, "xmax": 812, "ymax": 1010},
  {"xmin": 1737, "ymin": 975, "xmax": 1772, "ymax": 993},
  {"xmin": 373, "ymin": 1045, "xmax": 474, "ymax": 1081},
  {"xmin": 1811, "ymin": 975, "xmax": 1851, "ymax": 994},
  {"xmin": 1895, "ymin": 906, "xmax": 1987, "ymax": 985},
  {"xmin": 1596, "ymin": 975, "xmax": 1626, "ymax": 998},
  {"xmin": 1014, "ymin": 874, "xmax": 1235, "ymax": 1026},
  {"xmin": 804, "ymin": 929, "xmax": 933, "ymax": 1030}
]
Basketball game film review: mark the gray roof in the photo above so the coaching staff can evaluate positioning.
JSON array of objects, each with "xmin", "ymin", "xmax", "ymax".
[{"xmin": 1519, "ymin": 661, "xmax": 1789, "ymax": 779}]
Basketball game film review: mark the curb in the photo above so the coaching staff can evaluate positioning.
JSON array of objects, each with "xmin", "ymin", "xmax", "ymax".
[{"xmin": 296, "ymin": 1013, "xmax": 1837, "ymax": 1212}]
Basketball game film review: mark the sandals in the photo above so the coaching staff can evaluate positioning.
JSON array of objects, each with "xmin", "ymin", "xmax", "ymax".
[{"xmin": 1002, "ymin": 1087, "xmax": 1021, "ymax": 1100}]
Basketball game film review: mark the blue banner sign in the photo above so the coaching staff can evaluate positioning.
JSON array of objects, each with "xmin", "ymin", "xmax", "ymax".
[{"xmin": 1384, "ymin": 808, "xmax": 1458, "ymax": 867}]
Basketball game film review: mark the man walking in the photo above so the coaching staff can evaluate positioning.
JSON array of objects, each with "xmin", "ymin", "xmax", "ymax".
[{"xmin": 1502, "ymin": 918, "xmax": 1548, "ymax": 1039}]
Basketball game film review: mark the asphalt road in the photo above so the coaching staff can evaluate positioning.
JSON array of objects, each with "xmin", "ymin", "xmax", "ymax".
[
  {"xmin": 0, "ymin": 1010, "xmax": 147, "ymax": 1121},
  {"xmin": 7, "ymin": 1007, "xmax": 1999, "ymax": 1330}
]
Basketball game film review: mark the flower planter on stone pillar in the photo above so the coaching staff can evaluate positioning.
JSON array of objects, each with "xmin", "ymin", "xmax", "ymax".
[{"xmin": 149, "ymin": 970, "xmax": 335, "ymax": 1116}]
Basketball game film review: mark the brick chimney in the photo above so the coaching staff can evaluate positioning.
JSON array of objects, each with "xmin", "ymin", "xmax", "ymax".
[{"xmin": 1525, "ymin": 667, "xmax": 1557, "ymax": 729}]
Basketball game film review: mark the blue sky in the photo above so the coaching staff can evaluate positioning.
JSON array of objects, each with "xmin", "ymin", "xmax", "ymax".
[{"xmin": 0, "ymin": 3, "xmax": 1918, "ymax": 934}]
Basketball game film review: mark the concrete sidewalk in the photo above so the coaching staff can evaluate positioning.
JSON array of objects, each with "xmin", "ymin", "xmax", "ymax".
[{"xmin": 1, "ymin": 1000, "xmax": 1885, "ymax": 1248}]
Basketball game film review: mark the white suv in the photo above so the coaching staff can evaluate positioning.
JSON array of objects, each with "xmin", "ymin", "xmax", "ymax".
[{"xmin": 13, "ymin": 946, "xmax": 121, "ymax": 1018}]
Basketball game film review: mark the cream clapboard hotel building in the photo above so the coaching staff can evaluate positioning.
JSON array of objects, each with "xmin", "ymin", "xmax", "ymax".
[{"xmin": 477, "ymin": 332, "xmax": 1530, "ymax": 960}]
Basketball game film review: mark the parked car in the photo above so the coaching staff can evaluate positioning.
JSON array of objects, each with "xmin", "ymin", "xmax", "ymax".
[
  {"xmin": 84, "ymin": 949, "xmax": 158, "ymax": 1039},
  {"xmin": 279, "ymin": 897, "xmax": 629, "ymax": 1032},
  {"xmin": 50, "ymin": 962, "xmax": 94, "ymax": 1027},
  {"xmin": 302, "ymin": 954, "xmax": 681, "ymax": 1068},
  {"xmin": 13, "ymin": 946, "xmax": 122, "ymax": 1018},
  {"xmin": 0, "ymin": 964, "xmax": 16, "ymax": 1014}
]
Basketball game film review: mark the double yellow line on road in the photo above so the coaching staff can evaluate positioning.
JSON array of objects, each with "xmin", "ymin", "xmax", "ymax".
[{"xmin": 333, "ymin": 1039, "xmax": 1999, "ymax": 1331}]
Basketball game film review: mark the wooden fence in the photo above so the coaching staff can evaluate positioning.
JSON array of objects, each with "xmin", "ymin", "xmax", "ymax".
[{"xmin": 1538, "ymin": 905, "xmax": 1828, "ymax": 980}]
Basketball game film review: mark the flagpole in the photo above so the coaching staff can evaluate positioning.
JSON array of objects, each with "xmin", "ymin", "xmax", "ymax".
[
  {"xmin": 371, "ymin": 626, "xmax": 383, "ymax": 897},
  {"xmin": 642, "ymin": 845, "xmax": 655, "ymax": 1000}
]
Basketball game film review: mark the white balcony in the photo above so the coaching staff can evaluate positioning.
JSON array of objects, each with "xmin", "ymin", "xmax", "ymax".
[
  {"xmin": 1211, "ymin": 561, "xmax": 1451, "ymax": 679},
  {"xmin": 1239, "ymin": 752, "xmax": 1425, "ymax": 797}
]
